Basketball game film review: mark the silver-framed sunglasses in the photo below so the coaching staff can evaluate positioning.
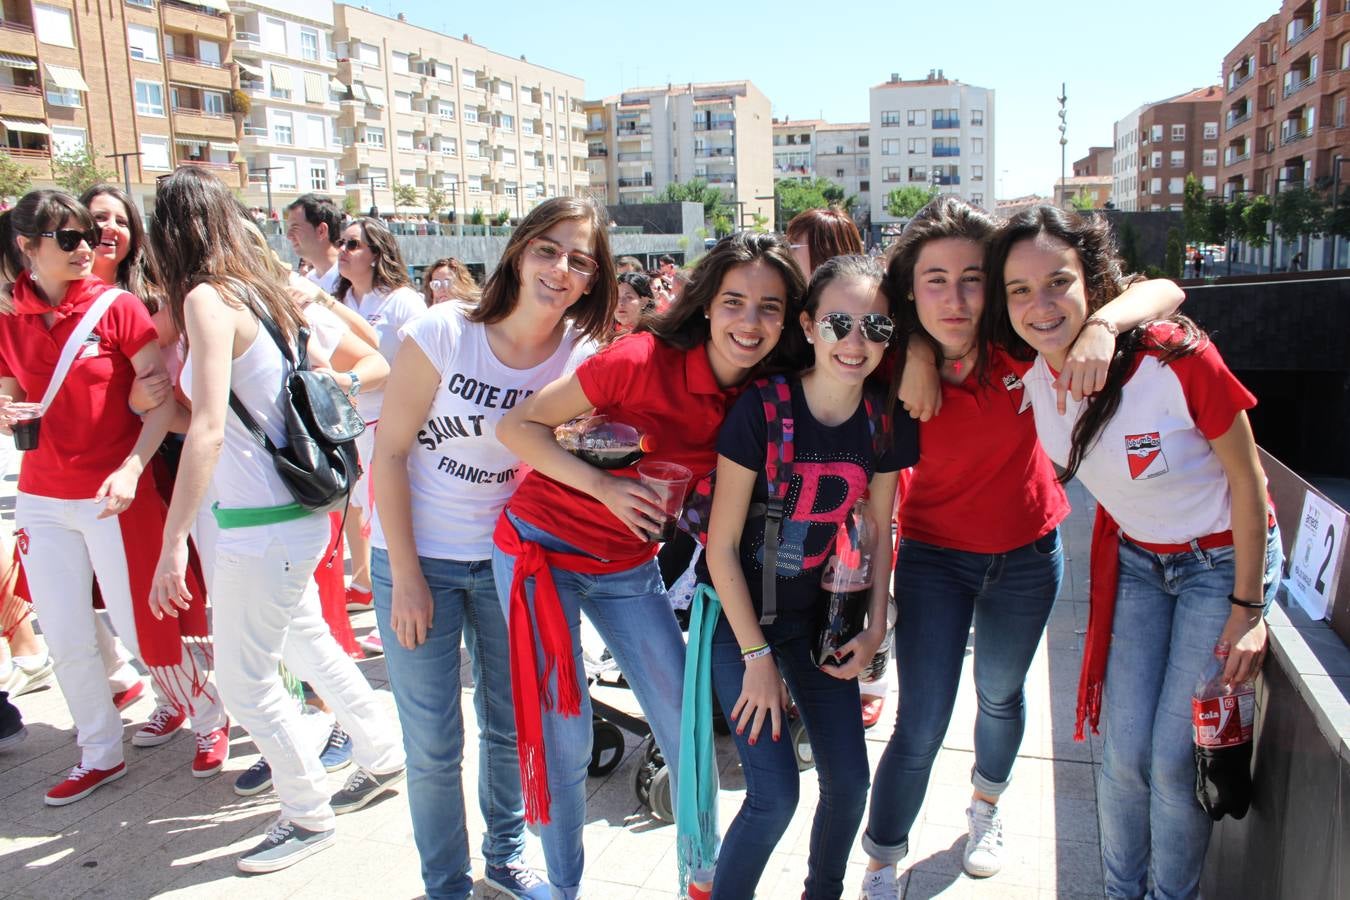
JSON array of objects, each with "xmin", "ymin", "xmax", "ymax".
[{"xmin": 815, "ymin": 312, "xmax": 895, "ymax": 344}]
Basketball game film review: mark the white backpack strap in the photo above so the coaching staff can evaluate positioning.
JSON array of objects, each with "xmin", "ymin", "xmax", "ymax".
[{"xmin": 38, "ymin": 288, "xmax": 123, "ymax": 414}]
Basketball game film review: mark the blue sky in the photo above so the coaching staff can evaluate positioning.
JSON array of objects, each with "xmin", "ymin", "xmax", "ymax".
[{"xmin": 383, "ymin": 0, "xmax": 1280, "ymax": 198}]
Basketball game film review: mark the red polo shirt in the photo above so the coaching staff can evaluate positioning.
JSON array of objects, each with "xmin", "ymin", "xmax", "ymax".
[
  {"xmin": 0, "ymin": 275, "xmax": 156, "ymax": 499},
  {"xmin": 899, "ymin": 346, "xmax": 1068, "ymax": 553},
  {"xmin": 505, "ymin": 332, "xmax": 742, "ymax": 563}
]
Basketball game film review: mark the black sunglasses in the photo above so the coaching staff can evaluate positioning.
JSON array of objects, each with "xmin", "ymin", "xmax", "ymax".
[
  {"xmin": 41, "ymin": 229, "xmax": 99, "ymax": 252},
  {"xmin": 815, "ymin": 312, "xmax": 895, "ymax": 344},
  {"xmin": 339, "ymin": 238, "xmax": 366, "ymax": 252}
]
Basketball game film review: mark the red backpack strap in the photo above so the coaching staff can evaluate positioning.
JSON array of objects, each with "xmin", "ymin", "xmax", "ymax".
[{"xmin": 755, "ymin": 375, "xmax": 794, "ymax": 625}]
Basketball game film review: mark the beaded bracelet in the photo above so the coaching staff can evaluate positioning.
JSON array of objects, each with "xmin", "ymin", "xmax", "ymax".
[{"xmin": 741, "ymin": 646, "xmax": 772, "ymax": 662}]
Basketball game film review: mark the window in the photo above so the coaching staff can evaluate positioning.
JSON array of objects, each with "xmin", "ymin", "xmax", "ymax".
[
  {"xmin": 202, "ymin": 91, "xmax": 226, "ymax": 116},
  {"xmin": 545, "ymin": 122, "xmax": 553, "ymax": 140},
  {"xmin": 391, "ymin": 51, "xmax": 410, "ymax": 73},
  {"xmin": 364, "ymin": 126, "xmax": 384, "ymax": 147},
  {"xmin": 394, "ymin": 91, "xmax": 412, "ymax": 113},
  {"xmin": 139, "ymin": 135, "xmax": 170, "ymax": 170},
  {"xmin": 835, "ymin": 168, "xmax": 844, "ymax": 177},
  {"xmin": 908, "ymin": 166, "xmax": 928, "ymax": 182},
  {"xmin": 310, "ymin": 165, "xmax": 328, "ymax": 191},
  {"xmin": 971, "ymin": 193, "xmax": 983, "ymax": 207},
  {"xmin": 303, "ymin": 72, "xmax": 325, "ymax": 104},
  {"xmin": 356, "ymin": 42, "xmax": 380, "ymax": 67},
  {"xmin": 1170, "ymin": 150, "xmax": 1185, "ymax": 167},
  {"xmin": 269, "ymin": 66, "xmax": 292, "ymax": 100},
  {"xmin": 521, "ymin": 118, "xmax": 535, "ymax": 135},
  {"xmin": 859, "ymin": 180, "xmax": 869, "ymax": 192},
  {"xmin": 438, "ymin": 101, "xmax": 455, "ymax": 120},
  {"xmin": 398, "ymin": 168, "xmax": 416, "ymax": 186},
  {"xmin": 506, "ymin": 181, "xmax": 518, "ymax": 197},
  {"xmin": 441, "ymin": 137, "xmax": 457, "ymax": 156},
  {"xmin": 933, "ymin": 137, "xmax": 959, "ymax": 156},
  {"xmin": 971, "ymin": 109, "xmax": 984, "ymax": 126},
  {"xmin": 464, "ymin": 106, "xmax": 479, "ymax": 123},
  {"xmin": 46, "ymin": 84, "xmax": 80, "ymax": 108},
  {"xmin": 907, "ymin": 109, "xmax": 926, "ymax": 126},
  {"xmin": 367, "ymin": 167, "xmax": 388, "ymax": 188},
  {"xmin": 396, "ymin": 130, "xmax": 413, "ymax": 151},
  {"xmin": 274, "ymin": 158, "xmax": 297, "ymax": 190},
  {"xmin": 498, "ymin": 113, "xmax": 514, "ymax": 132},
  {"xmin": 262, "ymin": 17, "xmax": 287, "ymax": 54},
  {"xmin": 468, "ymin": 174, "xmax": 483, "ymax": 192},
  {"xmin": 465, "ymin": 139, "xmax": 481, "ymax": 158},
  {"xmin": 1202, "ymin": 175, "xmax": 1217, "ymax": 191},
  {"xmin": 300, "ymin": 29, "xmax": 320, "ymax": 62},
  {"xmin": 972, "ymin": 165, "xmax": 984, "ymax": 181},
  {"xmin": 433, "ymin": 62, "xmax": 453, "ymax": 83},
  {"xmin": 1339, "ymin": 95, "xmax": 1348, "ymax": 128},
  {"xmin": 1150, "ymin": 124, "xmax": 1163, "ymax": 142},
  {"xmin": 51, "ymin": 126, "xmax": 86, "ymax": 156},
  {"xmin": 881, "ymin": 110, "xmax": 900, "ymax": 126},
  {"xmin": 882, "ymin": 166, "xmax": 900, "ymax": 182},
  {"xmin": 1168, "ymin": 177, "xmax": 1184, "ymax": 193},
  {"xmin": 1150, "ymin": 177, "xmax": 1161, "ymax": 194},
  {"xmin": 1150, "ymin": 151, "xmax": 1162, "ymax": 168},
  {"xmin": 273, "ymin": 111, "xmax": 293, "ymax": 145},
  {"xmin": 972, "ymin": 138, "xmax": 984, "ymax": 155},
  {"xmin": 305, "ymin": 115, "xmax": 325, "ymax": 149},
  {"xmin": 135, "ymin": 80, "xmax": 165, "ymax": 117},
  {"xmin": 1171, "ymin": 124, "xmax": 1185, "ymax": 141},
  {"xmin": 498, "ymin": 81, "xmax": 513, "ymax": 101},
  {"xmin": 882, "ymin": 138, "xmax": 900, "ymax": 155},
  {"xmin": 501, "ymin": 148, "xmax": 517, "ymax": 167},
  {"xmin": 127, "ymin": 24, "xmax": 159, "ymax": 61},
  {"xmin": 859, "ymin": 135, "xmax": 869, "ymax": 148},
  {"xmin": 543, "ymin": 92, "xmax": 552, "ymax": 110},
  {"xmin": 34, "ymin": 4, "xmax": 73, "ymax": 48},
  {"xmin": 1203, "ymin": 121, "xmax": 1218, "ymax": 140},
  {"xmin": 907, "ymin": 137, "xmax": 927, "ymax": 154}
]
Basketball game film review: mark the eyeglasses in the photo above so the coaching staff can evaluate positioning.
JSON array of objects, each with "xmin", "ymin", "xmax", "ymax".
[
  {"xmin": 428, "ymin": 279, "xmax": 451, "ymax": 290},
  {"xmin": 339, "ymin": 238, "xmax": 366, "ymax": 253},
  {"xmin": 815, "ymin": 312, "xmax": 895, "ymax": 344},
  {"xmin": 41, "ymin": 229, "xmax": 99, "ymax": 252},
  {"xmin": 526, "ymin": 238, "xmax": 598, "ymax": 279}
]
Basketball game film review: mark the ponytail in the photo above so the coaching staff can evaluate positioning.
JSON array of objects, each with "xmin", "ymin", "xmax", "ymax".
[{"xmin": 0, "ymin": 210, "xmax": 21, "ymax": 282}]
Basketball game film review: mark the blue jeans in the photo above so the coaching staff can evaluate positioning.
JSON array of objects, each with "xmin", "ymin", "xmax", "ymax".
[
  {"xmin": 1099, "ymin": 525, "xmax": 1282, "ymax": 900},
  {"xmin": 491, "ymin": 512, "xmax": 688, "ymax": 900},
  {"xmin": 863, "ymin": 529, "xmax": 1063, "ymax": 862},
  {"xmin": 372, "ymin": 549, "xmax": 524, "ymax": 900},
  {"xmin": 710, "ymin": 613, "xmax": 869, "ymax": 900}
]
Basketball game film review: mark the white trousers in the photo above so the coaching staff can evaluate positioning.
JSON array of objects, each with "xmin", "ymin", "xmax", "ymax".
[
  {"xmin": 17, "ymin": 492, "xmax": 224, "ymax": 770},
  {"xmin": 211, "ymin": 533, "xmax": 404, "ymax": 831}
]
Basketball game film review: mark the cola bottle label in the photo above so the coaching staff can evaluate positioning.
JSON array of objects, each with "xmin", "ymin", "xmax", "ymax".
[{"xmin": 1191, "ymin": 691, "xmax": 1254, "ymax": 748}]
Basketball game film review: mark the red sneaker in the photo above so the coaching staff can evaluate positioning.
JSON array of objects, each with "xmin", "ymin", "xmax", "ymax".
[
  {"xmin": 132, "ymin": 705, "xmax": 187, "ymax": 748},
  {"xmin": 688, "ymin": 883, "xmax": 712, "ymax": 900},
  {"xmin": 45, "ymin": 762, "xmax": 126, "ymax": 806},
  {"xmin": 345, "ymin": 585, "xmax": 373, "ymax": 613},
  {"xmin": 861, "ymin": 696, "xmax": 886, "ymax": 729},
  {"xmin": 111, "ymin": 681, "xmax": 144, "ymax": 712},
  {"xmin": 359, "ymin": 632, "xmax": 383, "ymax": 657},
  {"xmin": 192, "ymin": 722, "xmax": 230, "ymax": 778}
]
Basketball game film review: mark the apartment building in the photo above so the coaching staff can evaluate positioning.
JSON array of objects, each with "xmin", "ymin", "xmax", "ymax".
[
  {"xmin": 772, "ymin": 117, "xmax": 819, "ymax": 180},
  {"xmin": 231, "ymin": 0, "xmax": 342, "ymax": 209},
  {"xmin": 1073, "ymin": 146, "xmax": 1113, "ymax": 177},
  {"xmin": 1219, "ymin": 2, "xmax": 1350, "ymax": 200},
  {"xmin": 1112, "ymin": 106, "xmax": 1144, "ymax": 210},
  {"xmin": 816, "ymin": 122, "xmax": 871, "ymax": 224},
  {"xmin": 0, "ymin": 0, "xmax": 241, "ymax": 208},
  {"xmin": 1135, "ymin": 86, "xmax": 1222, "ymax": 211},
  {"xmin": 868, "ymin": 70, "xmax": 995, "ymax": 227},
  {"xmin": 584, "ymin": 81, "xmax": 773, "ymax": 227},
  {"xmin": 332, "ymin": 6, "xmax": 589, "ymax": 220}
]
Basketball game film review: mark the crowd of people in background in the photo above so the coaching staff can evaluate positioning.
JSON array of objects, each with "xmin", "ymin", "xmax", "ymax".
[{"xmin": 0, "ymin": 177, "xmax": 1276, "ymax": 900}]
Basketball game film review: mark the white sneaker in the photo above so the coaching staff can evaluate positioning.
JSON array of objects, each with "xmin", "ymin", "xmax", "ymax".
[
  {"xmin": 858, "ymin": 866, "xmax": 900, "ymax": 900},
  {"xmin": 2, "ymin": 654, "xmax": 54, "ymax": 697},
  {"xmin": 963, "ymin": 798, "xmax": 1004, "ymax": 877}
]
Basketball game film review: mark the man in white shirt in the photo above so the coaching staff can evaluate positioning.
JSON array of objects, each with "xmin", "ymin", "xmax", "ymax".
[{"xmin": 286, "ymin": 194, "xmax": 343, "ymax": 293}]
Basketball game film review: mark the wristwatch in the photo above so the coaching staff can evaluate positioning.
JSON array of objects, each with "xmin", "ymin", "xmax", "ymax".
[{"xmin": 344, "ymin": 370, "xmax": 361, "ymax": 399}]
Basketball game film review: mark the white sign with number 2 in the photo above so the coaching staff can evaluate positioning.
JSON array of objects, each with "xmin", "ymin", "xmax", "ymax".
[{"xmin": 1285, "ymin": 492, "xmax": 1346, "ymax": 621}]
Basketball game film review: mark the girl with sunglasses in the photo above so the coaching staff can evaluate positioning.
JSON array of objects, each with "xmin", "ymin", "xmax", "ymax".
[
  {"xmin": 332, "ymin": 218, "xmax": 425, "ymax": 637},
  {"xmin": 611, "ymin": 270, "xmax": 654, "ymax": 339},
  {"xmin": 858, "ymin": 197, "xmax": 1184, "ymax": 898},
  {"xmin": 421, "ymin": 257, "xmax": 481, "ymax": 308},
  {"xmin": 983, "ymin": 207, "xmax": 1279, "ymax": 900},
  {"xmin": 698, "ymin": 255, "xmax": 916, "ymax": 899},
  {"xmin": 492, "ymin": 232, "xmax": 806, "ymax": 899},
  {"xmin": 0, "ymin": 189, "xmax": 211, "ymax": 806},
  {"xmin": 368, "ymin": 198, "xmax": 612, "ymax": 899}
]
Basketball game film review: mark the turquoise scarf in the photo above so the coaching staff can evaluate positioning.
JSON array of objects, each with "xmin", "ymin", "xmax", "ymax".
[{"xmin": 677, "ymin": 583, "xmax": 722, "ymax": 894}]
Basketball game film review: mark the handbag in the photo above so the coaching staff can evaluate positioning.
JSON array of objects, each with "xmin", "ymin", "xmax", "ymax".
[{"xmin": 227, "ymin": 313, "xmax": 365, "ymax": 513}]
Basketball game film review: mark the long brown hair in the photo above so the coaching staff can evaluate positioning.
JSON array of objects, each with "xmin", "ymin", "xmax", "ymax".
[
  {"xmin": 0, "ymin": 189, "xmax": 95, "ymax": 283},
  {"xmin": 421, "ymin": 256, "xmax": 480, "ymax": 306},
  {"xmin": 80, "ymin": 184, "xmax": 146, "ymax": 299},
  {"xmin": 982, "ymin": 205, "xmax": 1202, "ymax": 482},
  {"xmin": 333, "ymin": 216, "xmax": 412, "ymax": 303},
  {"xmin": 467, "ymin": 196, "xmax": 616, "ymax": 342},
  {"xmin": 786, "ymin": 205, "xmax": 863, "ymax": 273},
  {"xmin": 146, "ymin": 166, "xmax": 304, "ymax": 342}
]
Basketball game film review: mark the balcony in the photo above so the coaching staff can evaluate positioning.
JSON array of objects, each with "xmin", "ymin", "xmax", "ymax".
[
  {"xmin": 932, "ymin": 116, "xmax": 960, "ymax": 129},
  {"xmin": 705, "ymin": 174, "xmax": 736, "ymax": 185},
  {"xmin": 616, "ymin": 151, "xmax": 650, "ymax": 164},
  {"xmin": 1281, "ymin": 126, "xmax": 1312, "ymax": 145},
  {"xmin": 617, "ymin": 176, "xmax": 651, "ymax": 189},
  {"xmin": 170, "ymin": 108, "xmax": 237, "ymax": 139},
  {"xmin": 1225, "ymin": 148, "xmax": 1253, "ymax": 165},
  {"xmin": 1227, "ymin": 108, "xmax": 1253, "ymax": 130},
  {"xmin": 166, "ymin": 55, "xmax": 233, "ymax": 90},
  {"xmin": 0, "ymin": 144, "xmax": 50, "ymax": 177},
  {"xmin": 176, "ymin": 158, "xmax": 240, "ymax": 186},
  {"xmin": 0, "ymin": 84, "xmax": 45, "ymax": 118},
  {"xmin": 1287, "ymin": 18, "xmax": 1320, "ymax": 49},
  {"xmin": 932, "ymin": 145, "xmax": 961, "ymax": 157},
  {"xmin": 694, "ymin": 147, "xmax": 735, "ymax": 159},
  {"xmin": 615, "ymin": 123, "xmax": 651, "ymax": 136},
  {"xmin": 233, "ymin": 31, "xmax": 259, "ymax": 48},
  {"xmin": 935, "ymin": 174, "xmax": 961, "ymax": 185},
  {"xmin": 160, "ymin": 1, "xmax": 229, "ymax": 42},
  {"xmin": 1284, "ymin": 73, "xmax": 1316, "ymax": 98},
  {"xmin": 694, "ymin": 118, "xmax": 735, "ymax": 132},
  {"xmin": 1228, "ymin": 67, "xmax": 1254, "ymax": 90},
  {"xmin": 0, "ymin": 20, "xmax": 36, "ymax": 57},
  {"xmin": 587, "ymin": 146, "xmax": 607, "ymax": 158}
]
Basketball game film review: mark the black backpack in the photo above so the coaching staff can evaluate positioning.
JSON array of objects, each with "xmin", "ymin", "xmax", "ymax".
[{"xmin": 228, "ymin": 315, "xmax": 366, "ymax": 513}]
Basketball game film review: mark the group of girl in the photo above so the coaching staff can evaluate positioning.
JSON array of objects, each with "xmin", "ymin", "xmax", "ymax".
[{"xmin": 0, "ymin": 172, "xmax": 1276, "ymax": 900}]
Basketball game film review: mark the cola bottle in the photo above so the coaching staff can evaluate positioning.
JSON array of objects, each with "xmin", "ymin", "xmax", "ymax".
[
  {"xmin": 815, "ymin": 498, "xmax": 874, "ymax": 670},
  {"xmin": 859, "ymin": 598, "xmax": 896, "ymax": 685},
  {"xmin": 555, "ymin": 415, "xmax": 652, "ymax": 469},
  {"xmin": 1192, "ymin": 640, "xmax": 1256, "ymax": 821}
]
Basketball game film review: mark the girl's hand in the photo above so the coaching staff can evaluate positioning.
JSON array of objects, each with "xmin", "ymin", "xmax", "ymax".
[
  {"xmin": 592, "ymin": 473, "xmax": 667, "ymax": 540},
  {"xmin": 149, "ymin": 539, "xmax": 193, "ymax": 619},
  {"xmin": 1219, "ymin": 608, "xmax": 1267, "ymax": 685},
  {"xmin": 730, "ymin": 654, "xmax": 789, "ymax": 745},
  {"xmin": 389, "ymin": 569, "xmax": 434, "ymax": 650},
  {"xmin": 1056, "ymin": 322, "xmax": 1115, "ymax": 413},
  {"xmin": 0, "ymin": 394, "xmax": 14, "ymax": 435},
  {"xmin": 0, "ymin": 284, "xmax": 13, "ymax": 316},
  {"xmin": 94, "ymin": 462, "xmax": 141, "ymax": 519},
  {"xmin": 822, "ymin": 623, "xmax": 887, "ymax": 680},
  {"xmin": 129, "ymin": 371, "xmax": 171, "ymax": 414},
  {"xmin": 898, "ymin": 344, "xmax": 942, "ymax": 421}
]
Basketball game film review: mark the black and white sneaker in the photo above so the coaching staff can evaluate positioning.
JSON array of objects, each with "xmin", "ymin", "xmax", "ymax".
[
  {"xmin": 330, "ymin": 765, "xmax": 406, "ymax": 814},
  {"xmin": 236, "ymin": 818, "xmax": 335, "ymax": 873}
]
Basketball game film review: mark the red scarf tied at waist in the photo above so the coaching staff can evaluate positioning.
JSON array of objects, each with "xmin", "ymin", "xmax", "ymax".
[{"xmin": 493, "ymin": 514, "xmax": 653, "ymax": 824}]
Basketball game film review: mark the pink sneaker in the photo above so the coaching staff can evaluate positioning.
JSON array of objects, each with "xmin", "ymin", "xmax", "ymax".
[
  {"xmin": 345, "ymin": 585, "xmax": 373, "ymax": 613},
  {"xmin": 132, "ymin": 705, "xmax": 187, "ymax": 748},
  {"xmin": 192, "ymin": 722, "xmax": 230, "ymax": 778},
  {"xmin": 45, "ymin": 762, "xmax": 126, "ymax": 806},
  {"xmin": 111, "ymin": 681, "xmax": 144, "ymax": 712},
  {"xmin": 359, "ymin": 632, "xmax": 383, "ymax": 657}
]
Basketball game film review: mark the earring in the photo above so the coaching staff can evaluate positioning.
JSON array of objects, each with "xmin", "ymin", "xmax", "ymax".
[
  {"xmin": 907, "ymin": 291, "xmax": 915, "ymax": 301},
  {"xmin": 703, "ymin": 311, "xmax": 710, "ymax": 319}
]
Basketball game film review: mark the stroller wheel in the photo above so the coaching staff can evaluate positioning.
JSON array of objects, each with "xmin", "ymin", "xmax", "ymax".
[
  {"xmin": 647, "ymin": 765, "xmax": 674, "ymax": 822},
  {"xmin": 791, "ymin": 717, "xmax": 814, "ymax": 771},
  {"xmin": 589, "ymin": 719, "xmax": 625, "ymax": 778},
  {"xmin": 633, "ymin": 735, "xmax": 672, "ymax": 821}
]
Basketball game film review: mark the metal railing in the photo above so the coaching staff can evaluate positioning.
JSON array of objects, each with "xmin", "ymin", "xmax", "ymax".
[
  {"xmin": 1281, "ymin": 127, "xmax": 1312, "ymax": 145},
  {"xmin": 587, "ymin": 147, "xmax": 608, "ymax": 157},
  {"xmin": 172, "ymin": 104, "xmax": 229, "ymax": 119},
  {"xmin": 932, "ymin": 117, "xmax": 960, "ymax": 129},
  {"xmin": 1228, "ymin": 68, "xmax": 1254, "ymax": 90},
  {"xmin": 0, "ymin": 83, "xmax": 40, "ymax": 95},
  {"xmin": 694, "ymin": 148, "xmax": 734, "ymax": 158},
  {"xmin": 616, "ymin": 151, "xmax": 651, "ymax": 162},
  {"xmin": 234, "ymin": 31, "xmax": 260, "ymax": 44},
  {"xmin": 1284, "ymin": 75, "xmax": 1315, "ymax": 98},
  {"xmin": 616, "ymin": 124, "xmax": 651, "ymax": 135},
  {"xmin": 1225, "ymin": 150, "xmax": 1253, "ymax": 165},
  {"xmin": 617, "ymin": 177, "xmax": 651, "ymax": 188},
  {"xmin": 694, "ymin": 119, "xmax": 735, "ymax": 131},
  {"xmin": 1288, "ymin": 19, "xmax": 1321, "ymax": 48},
  {"xmin": 933, "ymin": 146, "xmax": 961, "ymax": 157},
  {"xmin": 0, "ymin": 19, "xmax": 34, "ymax": 32},
  {"xmin": 0, "ymin": 146, "xmax": 49, "ymax": 159},
  {"xmin": 1227, "ymin": 109, "xmax": 1253, "ymax": 130}
]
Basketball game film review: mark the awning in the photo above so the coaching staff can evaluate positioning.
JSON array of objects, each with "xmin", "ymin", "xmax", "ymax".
[
  {"xmin": 235, "ymin": 60, "xmax": 263, "ymax": 78},
  {"xmin": 365, "ymin": 85, "xmax": 386, "ymax": 107},
  {"xmin": 329, "ymin": 77, "xmax": 346, "ymax": 93},
  {"xmin": 304, "ymin": 71, "xmax": 324, "ymax": 104},
  {"xmin": 210, "ymin": 141, "xmax": 238, "ymax": 153},
  {"xmin": 269, "ymin": 65, "xmax": 292, "ymax": 91},
  {"xmin": 44, "ymin": 63, "xmax": 88, "ymax": 92},
  {"xmin": 0, "ymin": 53, "xmax": 36, "ymax": 71},
  {"xmin": 174, "ymin": 136, "xmax": 209, "ymax": 146},
  {"xmin": 1, "ymin": 117, "xmax": 50, "ymax": 135}
]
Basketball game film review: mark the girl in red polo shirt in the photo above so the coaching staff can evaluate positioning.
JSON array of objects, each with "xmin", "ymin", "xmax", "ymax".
[
  {"xmin": 0, "ymin": 190, "xmax": 219, "ymax": 807},
  {"xmin": 984, "ymin": 206, "xmax": 1280, "ymax": 900},
  {"xmin": 492, "ymin": 232, "xmax": 805, "ymax": 899},
  {"xmin": 857, "ymin": 197, "xmax": 1184, "ymax": 899}
]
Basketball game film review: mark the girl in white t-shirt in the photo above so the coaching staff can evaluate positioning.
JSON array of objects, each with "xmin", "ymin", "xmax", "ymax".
[
  {"xmin": 983, "ymin": 205, "xmax": 1281, "ymax": 900},
  {"xmin": 368, "ymin": 197, "xmax": 613, "ymax": 899}
]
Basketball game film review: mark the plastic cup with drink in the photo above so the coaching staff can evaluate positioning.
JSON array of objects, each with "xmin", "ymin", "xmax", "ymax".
[
  {"xmin": 6, "ymin": 402, "xmax": 42, "ymax": 451},
  {"xmin": 635, "ymin": 461, "xmax": 692, "ymax": 543}
]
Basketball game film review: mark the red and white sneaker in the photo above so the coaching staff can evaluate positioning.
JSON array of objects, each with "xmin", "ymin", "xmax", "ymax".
[
  {"xmin": 45, "ymin": 762, "xmax": 126, "ymax": 806},
  {"xmin": 345, "ymin": 585, "xmax": 373, "ymax": 613},
  {"xmin": 359, "ymin": 632, "xmax": 383, "ymax": 657},
  {"xmin": 111, "ymin": 681, "xmax": 144, "ymax": 712},
  {"xmin": 132, "ymin": 705, "xmax": 186, "ymax": 747},
  {"xmin": 192, "ymin": 722, "xmax": 230, "ymax": 778}
]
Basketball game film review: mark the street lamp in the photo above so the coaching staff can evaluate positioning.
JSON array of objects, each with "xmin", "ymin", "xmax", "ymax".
[
  {"xmin": 1057, "ymin": 84, "xmax": 1068, "ymax": 209},
  {"xmin": 754, "ymin": 194, "xmax": 777, "ymax": 232},
  {"xmin": 105, "ymin": 151, "xmax": 142, "ymax": 204},
  {"xmin": 249, "ymin": 166, "xmax": 283, "ymax": 234},
  {"xmin": 1270, "ymin": 171, "xmax": 1300, "ymax": 273}
]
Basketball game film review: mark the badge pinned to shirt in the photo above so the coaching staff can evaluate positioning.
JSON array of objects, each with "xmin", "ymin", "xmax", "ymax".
[
  {"xmin": 1002, "ymin": 373, "xmax": 1032, "ymax": 414},
  {"xmin": 77, "ymin": 333, "xmax": 102, "ymax": 359},
  {"xmin": 1124, "ymin": 431, "xmax": 1168, "ymax": 480}
]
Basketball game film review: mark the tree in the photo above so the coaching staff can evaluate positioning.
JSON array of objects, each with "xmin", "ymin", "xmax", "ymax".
[
  {"xmin": 1164, "ymin": 227, "xmax": 1184, "ymax": 278},
  {"xmin": 1240, "ymin": 194, "xmax": 1273, "ymax": 249},
  {"xmin": 0, "ymin": 154, "xmax": 33, "ymax": 203},
  {"xmin": 52, "ymin": 146, "xmax": 118, "ymax": 196},
  {"xmin": 1324, "ymin": 187, "xmax": 1350, "ymax": 240},
  {"xmin": 774, "ymin": 177, "xmax": 857, "ymax": 227},
  {"xmin": 341, "ymin": 194, "xmax": 359, "ymax": 217},
  {"xmin": 1204, "ymin": 199, "xmax": 1231, "ymax": 247},
  {"xmin": 1069, "ymin": 189, "xmax": 1096, "ymax": 212},
  {"xmin": 1118, "ymin": 220, "xmax": 1142, "ymax": 274},
  {"xmin": 424, "ymin": 185, "xmax": 450, "ymax": 222},
  {"xmin": 392, "ymin": 182, "xmax": 419, "ymax": 214},
  {"xmin": 1271, "ymin": 185, "xmax": 1325, "ymax": 243},
  {"xmin": 654, "ymin": 178, "xmax": 730, "ymax": 230},
  {"xmin": 1181, "ymin": 173, "xmax": 1208, "ymax": 244},
  {"xmin": 469, "ymin": 207, "xmax": 485, "ymax": 225},
  {"xmin": 492, "ymin": 209, "xmax": 510, "ymax": 226},
  {"xmin": 885, "ymin": 185, "xmax": 937, "ymax": 219}
]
